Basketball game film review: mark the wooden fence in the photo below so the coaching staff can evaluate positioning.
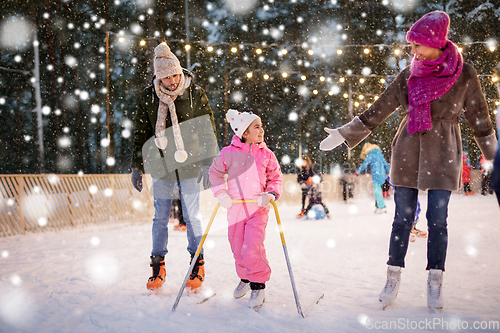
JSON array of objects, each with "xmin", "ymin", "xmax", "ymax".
[{"xmin": 0, "ymin": 174, "xmax": 154, "ymax": 237}]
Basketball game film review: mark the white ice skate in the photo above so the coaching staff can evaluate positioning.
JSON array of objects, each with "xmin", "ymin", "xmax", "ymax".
[
  {"xmin": 379, "ymin": 265, "xmax": 401, "ymax": 309},
  {"xmin": 233, "ymin": 280, "xmax": 250, "ymax": 299},
  {"xmin": 427, "ymin": 269, "xmax": 444, "ymax": 312},
  {"xmin": 248, "ymin": 289, "xmax": 265, "ymax": 310}
]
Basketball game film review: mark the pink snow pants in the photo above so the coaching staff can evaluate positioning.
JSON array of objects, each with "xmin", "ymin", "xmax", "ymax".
[{"xmin": 227, "ymin": 202, "xmax": 271, "ymax": 284}]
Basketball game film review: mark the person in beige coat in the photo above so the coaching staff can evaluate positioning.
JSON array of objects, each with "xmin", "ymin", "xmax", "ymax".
[{"xmin": 320, "ymin": 11, "xmax": 497, "ymax": 311}]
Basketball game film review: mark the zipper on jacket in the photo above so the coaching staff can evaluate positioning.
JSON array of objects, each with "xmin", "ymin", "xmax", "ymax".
[{"xmin": 249, "ymin": 144, "xmax": 252, "ymax": 153}]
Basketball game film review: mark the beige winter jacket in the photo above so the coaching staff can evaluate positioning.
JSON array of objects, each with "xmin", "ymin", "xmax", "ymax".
[{"xmin": 338, "ymin": 63, "xmax": 497, "ymax": 191}]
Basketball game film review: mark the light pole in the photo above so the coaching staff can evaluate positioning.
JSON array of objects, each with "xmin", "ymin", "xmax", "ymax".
[
  {"xmin": 105, "ymin": 32, "xmax": 114, "ymax": 174},
  {"xmin": 185, "ymin": 0, "xmax": 191, "ymax": 69},
  {"xmin": 33, "ymin": 31, "xmax": 45, "ymax": 173}
]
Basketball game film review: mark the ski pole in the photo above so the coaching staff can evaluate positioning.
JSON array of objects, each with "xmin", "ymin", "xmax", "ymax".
[
  {"xmin": 270, "ymin": 199, "xmax": 305, "ymax": 318},
  {"xmin": 172, "ymin": 203, "xmax": 220, "ymax": 312}
]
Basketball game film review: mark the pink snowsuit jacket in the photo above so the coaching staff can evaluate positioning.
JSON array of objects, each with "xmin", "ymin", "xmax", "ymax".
[
  {"xmin": 209, "ymin": 135, "xmax": 282, "ymax": 283},
  {"xmin": 209, "ymin": 135, "xmax": 282, "ymax": 202}
]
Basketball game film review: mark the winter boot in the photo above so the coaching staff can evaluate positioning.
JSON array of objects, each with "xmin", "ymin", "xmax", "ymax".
[
  {"xmin": 427, "ymin": 269, "xmax": 444, "ymax": 311},
  {"xmin": 234, "ymin": 279, "xmax": 251, "ymax": 299},
  {"xmin": 146, "ymin": 255, "xmax": 166, "ymax": 291},
  {"xmin": 296, "ymin": 210, "xmax": 306, "ymax": 218},
  {"xmin": 379, "ymin": 265, "xmax": 401, "ymax": 306},
  {"xmin": 186, "ymin": 254, "xmax": 204, "ymax": 293},
  {"xmin": 248, "ymin": 282, "xmax": 266, "ymax": 309}
]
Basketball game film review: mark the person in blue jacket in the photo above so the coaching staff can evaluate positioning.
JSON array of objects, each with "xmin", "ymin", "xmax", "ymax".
[{"xmin": 355, "ymin": 143, "xmax": 391, "ymax": 213}]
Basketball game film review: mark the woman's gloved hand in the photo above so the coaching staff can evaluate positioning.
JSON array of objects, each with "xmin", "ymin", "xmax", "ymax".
[{"xmin": 319, "ymin": 128, "xmax": 345, "ymax": 151}]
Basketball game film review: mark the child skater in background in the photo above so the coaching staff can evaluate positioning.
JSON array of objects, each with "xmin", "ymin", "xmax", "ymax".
[
  {"xmin": 303, "ymin": 176, "xmax": 330, "ymax": 219},
  {"xmin": 209, "ymin": 109, "xmax": 282, "ymax": 310}
]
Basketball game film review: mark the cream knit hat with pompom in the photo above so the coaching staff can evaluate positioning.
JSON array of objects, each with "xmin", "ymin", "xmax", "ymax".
[{"xmin": 154, "ymin": 42, "xmax": 183, "ymax": 79}]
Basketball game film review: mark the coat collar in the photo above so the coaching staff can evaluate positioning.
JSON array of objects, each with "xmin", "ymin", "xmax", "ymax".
[{"xmin": 230, "ymin": 135, "xmax": 267, "ymax": 151}]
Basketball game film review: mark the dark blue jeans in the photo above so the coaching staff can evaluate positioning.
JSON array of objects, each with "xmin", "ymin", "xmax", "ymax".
[{"xmin": 387, "ymin": 187, "xmax": 451, "ymax": 271}]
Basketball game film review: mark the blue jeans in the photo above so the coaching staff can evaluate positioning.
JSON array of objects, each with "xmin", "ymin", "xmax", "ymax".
[
  {"xmin": 373, "ymin": 180, "xmax": 386, "ymax": 209},
  {"xmin": 151, "ymin": 177, "xmax": 203, "ymax": 257},
  {"xmin": 387, "ymin": 186, "xmax": 451, "ymax": 271}
]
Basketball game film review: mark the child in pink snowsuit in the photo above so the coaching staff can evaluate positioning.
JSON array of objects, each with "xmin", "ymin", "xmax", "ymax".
[{"xmin": 209, "ymin": 109, "xmax": 282, "ymax": 309}]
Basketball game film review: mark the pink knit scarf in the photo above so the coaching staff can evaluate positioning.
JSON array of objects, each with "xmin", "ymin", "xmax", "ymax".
[{"xmin": 407, "ymin": 40, "xmax": 463, "ymax": 134}]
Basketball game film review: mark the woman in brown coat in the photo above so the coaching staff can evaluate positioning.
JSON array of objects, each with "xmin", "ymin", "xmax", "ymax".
[{"xmin": 320, "ymin": 11, "xmax": 497, "ymax": 311}]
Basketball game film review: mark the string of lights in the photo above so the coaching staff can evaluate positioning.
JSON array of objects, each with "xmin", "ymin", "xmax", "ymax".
[{"xmin": 104, "ymin": 30, "xmax": 498, "ymax": 83}]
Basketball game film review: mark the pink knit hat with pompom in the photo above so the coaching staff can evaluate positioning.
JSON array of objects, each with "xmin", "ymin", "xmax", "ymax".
[{"xmin": 406, "ymin": 11, "xmax": 450, "ymax": 49}]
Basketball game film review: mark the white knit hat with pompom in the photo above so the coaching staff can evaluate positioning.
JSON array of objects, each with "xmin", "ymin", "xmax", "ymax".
[
  {"xmin": 226, "ymin": 109, "xmax": 260, "ymax": 139},
  {"xmin": 154, "ymin": 42, "xmax": 183, "ymax": 79}
]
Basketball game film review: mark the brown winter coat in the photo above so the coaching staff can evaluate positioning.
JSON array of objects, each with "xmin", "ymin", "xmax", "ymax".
[{"xmin": 338, "ymin": 63, "xmax": 497, "ymax": 191}]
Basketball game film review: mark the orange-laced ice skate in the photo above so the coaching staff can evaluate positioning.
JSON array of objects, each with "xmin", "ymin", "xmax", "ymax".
[
  {"xmin": 174, "ymin": 224, "xmax": 187, "ymax": 231},
  {"xmin": 296, "ymin": 209, "xmax": 306, "ymax": 218},
  {"xmin": 146, "ymin": 255, "xmax": 166, "ymax": 291},
  {"xmin": 414, "ymin": 228, "xmax": 427, "ymax": 238},
  {"xmin": 410, "ymin": 227, "xmax": 427, "ymax": 242},
  {"xmin": 186, "ymin": 254, "xmax": 204, "ymax": 293}
]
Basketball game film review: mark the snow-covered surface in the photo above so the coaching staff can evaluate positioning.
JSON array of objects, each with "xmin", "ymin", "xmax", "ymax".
[{"xmin": 1, "ymin": 194, "xmax": 499, "ymax": 332}]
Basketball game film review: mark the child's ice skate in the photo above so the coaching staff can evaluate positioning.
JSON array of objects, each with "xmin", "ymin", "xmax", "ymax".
[
  {"xmin": 248, "ymin": 283, "xmax": 265, "ymax": 310},
  {"xmin": 233, "ymin": 279, "xmax": 250, "ymax": 299}
]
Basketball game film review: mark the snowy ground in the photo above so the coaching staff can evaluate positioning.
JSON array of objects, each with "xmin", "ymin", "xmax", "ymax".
[{"xmin": 1, "ymin": 193, "xmax": 499, "ymax": 333}]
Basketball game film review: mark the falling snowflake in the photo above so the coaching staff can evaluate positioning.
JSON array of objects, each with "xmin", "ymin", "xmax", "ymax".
[
  {"xmin": 232, "ymin": 91, "xmax": 243, "ymax": 102},
  {"xmin": 298, "ymin": 85, "xmax": 309, "ymax": 97},
  {"xmin": 106, "ymin": 157, "xmax": 116, "ymax": 166},
  {"xmin": 42, "ymin": 106, "xmax": 51, "ymax": 115},
  {"xmin": 85, "ymin": 253, "xmax": 119, "ymax": 286},
  {"xmin": 91, "ymin": 236, "xmax": 101, "ymax": 246},
  {"xmin": 224, "ymin": 0, "xmax": 258, "ymax": 15},
  {"xmin": 281, "ymin": 155, "xmax": 291, "ymax": 165},
  {"xmin": 65, "ymin": 55, "xmax": 78, "ymax": 67},
  {"xmin": 58, "ymin": 136, "xmax": 71, "ymax": 149},
  {"xmin": 0, "ymin": 16, "xmax": 34, "ymax": 50},
  {"xmin": 38, "ymin": 217, "xmax": 47, "ymax": 227},
  {"xmin": 465, "ymin": 245, "xmax": 478, "ymax": 257},
  {"xmin": 326, "ymin": 239, "xmax": 336, "ymax": 248},
  {"xmin": 89, "ymin": 185, "xmax": 98, "ymax": 194}
]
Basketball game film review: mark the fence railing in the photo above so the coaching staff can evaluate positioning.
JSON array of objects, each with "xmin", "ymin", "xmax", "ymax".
[{"xmin": 0, "ymin": 174, "xmax": 154, "ymax": 237}]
